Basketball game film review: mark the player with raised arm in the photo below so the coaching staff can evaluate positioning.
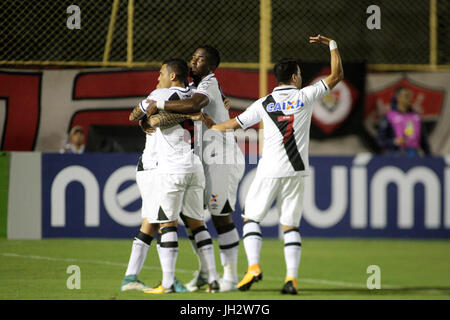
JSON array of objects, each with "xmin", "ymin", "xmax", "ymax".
[
  {"xmin": 146, "ymin": 46, "xmax": 245, "ymax": 292},
  {"xmin": 132, "ymin": 58, "xmax": 220, "ymax": 294},
  {"xmin": 210, "ymin": 35, "xmax": 344, "ymax": 294}
]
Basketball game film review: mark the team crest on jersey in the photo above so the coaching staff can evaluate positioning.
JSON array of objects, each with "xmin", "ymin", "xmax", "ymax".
[{"xmin": 266, "ymin": 100, "xmax": 304, "ymax": 112}]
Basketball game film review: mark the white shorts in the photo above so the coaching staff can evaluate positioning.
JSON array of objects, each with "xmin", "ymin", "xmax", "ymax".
[
  {"xmin": 242, "ymin": 174, "xmax": 305, "ymax": 227},
  {"xmin": 204, "ymin": 153, "xmax": 245, "ymax": 216},
  {"xmin": 136, "ymin": 168, "xmax": 158, "ymax": 222},
  {"xmin": 147, "ymin": 170, "xmax": 205, "ymax": 223}
]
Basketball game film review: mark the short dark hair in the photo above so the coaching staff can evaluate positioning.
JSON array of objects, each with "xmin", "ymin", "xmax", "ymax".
[
  {"xmin": 162, "ymin": 58, "xmax": 189, "ymax": 83},
  {"xmin": 273, "ymin": 59, "xmax": 300, "ymax": 84},
  {"xmin": 197, "ymin": 45, "xmax": 221, "ymax": 68}
]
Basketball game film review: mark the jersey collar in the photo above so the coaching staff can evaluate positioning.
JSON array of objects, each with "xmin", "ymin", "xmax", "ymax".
[
  {"xmin": 201, "ymin": 73, "xmax": 215, "ymax": 82},
  {"xmin": 170, "ymin": 86, "xmax": 190, "ymax": 92},
  {"xmin": 273, "ymin": 85, "xmax": 297, "ymax": 92}
]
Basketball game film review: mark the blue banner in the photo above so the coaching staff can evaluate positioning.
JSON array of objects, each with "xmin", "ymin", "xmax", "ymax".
[{"xmin": 42, "ymin": 153, "xmax": 450, "ymax": 238}]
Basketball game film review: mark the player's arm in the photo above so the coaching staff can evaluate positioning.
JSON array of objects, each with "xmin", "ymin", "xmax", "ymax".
[
  {"xmin": 309, "ymin": 34, "xmax": 344, "ymax": 90},
  {"xmin": 148, "ymin": 111, "xmax": 206, "ymax": 129},
  {"xmin": 129, "ymin": 104, "xmax": 145, "ymax": 121},
  {"xmin": 145, "ymin": 92, "xmax": 209, "ymax": 116},
  {"xmin": 213, "ymin": 100, "xmax": 262, "ymax": 132},
  {"xmin": 211, "ymin": 118, "xmax": 240, "ymax": 132}
]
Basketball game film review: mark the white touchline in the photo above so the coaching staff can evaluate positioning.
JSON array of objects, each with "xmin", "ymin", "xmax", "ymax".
[{"xmin": 0, "ymin": 252, "xmax": 441, "ymax": 292}]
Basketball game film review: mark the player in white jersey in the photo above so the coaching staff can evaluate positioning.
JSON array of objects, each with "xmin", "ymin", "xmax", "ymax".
[
  {"xmin": 121, "ymin": 71, "xmax": 196, "ymax": 292},
  {"xmin": 120, "ymin": 123, "xmax": 160, "ymax": 291},
  {"xmin": 145, "ymin": 46, "xmax": 245, "ymax": 292},
  {"xmin": 131, "ymin": 58, "xmax": 221, "ymax": 294},
  {"xmin": 210, "ymin": 35, "xmax": 344, "ymax": 294}
]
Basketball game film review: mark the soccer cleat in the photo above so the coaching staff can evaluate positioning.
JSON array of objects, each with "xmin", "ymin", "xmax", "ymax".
[
  {"xmin": 120, "ymin": 274, "xmax": 151, "ymax": 291},
  {"xmin": 143, "ymin": 284, "xmax": 174, "ymax": 294},
  {"xmin": 173, "ymin": 277, "xmax": 189, "ymax": 293},
  {"xmin": 237, "ymin": 264, "xmax": 263, "ymax": 291},
  {"xmin": 185, "ymin": 270, "xmax": 208, "ymax": 292},
  {"xmin": 206, "ymin": 280, "xmax": 220, "ymax": 293},
  {"xmin": 219, "ymin": 278, "xmax": 238, "ymax": 292},
  {"xmin": 281, "ymin": 277, "xmax": 298, "ymax": 295}
]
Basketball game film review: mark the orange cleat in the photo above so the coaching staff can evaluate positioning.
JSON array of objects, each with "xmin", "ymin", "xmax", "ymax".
[{"xmin": 237, "ymin": 264, "xmax": 263, "ymax": 291}]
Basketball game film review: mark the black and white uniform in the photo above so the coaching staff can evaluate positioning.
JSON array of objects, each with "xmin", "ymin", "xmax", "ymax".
[
  {"xmin": 140, "ymin": 86, "xmax": 205, "ymax": 223},
  {"xmin": 191, "ymin": 73, "xmax": 245, "ymax": 216},
  {"xmin": 236, "ymin": 80, "xmax": 330, "ymax": 227},
  {"xmin": 135, "ymin": 121, "xmax": 159, "ymax": 221}
]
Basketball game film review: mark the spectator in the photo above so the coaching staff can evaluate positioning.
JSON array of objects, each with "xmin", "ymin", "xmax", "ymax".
[
  {"xmin": 60, "ymin": 125, "xmax": 85, "ymax": 154},
  {"xmin": 377, "ymin": 86, "xmax": 431, "ymax": 156}
]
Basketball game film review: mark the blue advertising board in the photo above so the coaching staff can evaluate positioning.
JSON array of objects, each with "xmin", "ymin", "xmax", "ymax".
[{"xmin": 42, "ymin": 153, "xmax": 450, "ymax": 238}]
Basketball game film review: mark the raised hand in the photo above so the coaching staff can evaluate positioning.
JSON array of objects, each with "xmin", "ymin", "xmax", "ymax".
[{"xmin": 309, "ymin": 34, "xmax": 332, "ymax": 46}]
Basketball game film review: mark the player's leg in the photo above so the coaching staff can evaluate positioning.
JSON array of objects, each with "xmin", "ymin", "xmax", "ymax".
[
  {"xmin": 278, "ymin": 176, "xmax": 305, "ymax": 295},
  {"xmin": 204, "ymin": 160, "xmax": 244, "ymax": 291},
  {"xmin": 238, "ymin": 176, "xmax": 280, "ymax": 291},
  {"xmin": 144, "ymin": 173, "xmax": 185, "ymax": 294},
  {"xmin": 121, "ymin": 219, "xmax": 158, "ymax": 291},
  {"xmin": 146, "ymin": 220, "xmax": 179, "ymax": 294},
  {"xmin": 180, "ymin": 212, "xmax": 209, "ymax": 291},
  {"xmin": 121, "ymin": 168, "xmax": 158, "ymax": 291},
  {"xmin": 212, "ymin": 214, "xmax": 239, "ymax": 291},
  {"xmin": 182, "ymin": 171, "xmax": 220, "ymax": 293}
]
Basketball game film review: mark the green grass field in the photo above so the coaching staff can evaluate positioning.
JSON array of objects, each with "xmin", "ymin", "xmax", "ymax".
[{"xmin": 0, "ymin": 238, "xmax": 449, "ymax": 300}]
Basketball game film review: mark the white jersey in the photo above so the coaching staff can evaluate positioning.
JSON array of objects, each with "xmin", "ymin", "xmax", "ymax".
[
  {"xmin": 140, "ymin": 86, "xmax": 202, "ymax": 174},
  {"xmin": 236, "ymin": 80, "xmax": 330, "ymax": 178},
  {"xmin": 140, "ymin": 129, "xmax": 158, "ymax": 170},
  {"xmin": 190, "ymin": 73, "xmax": 239, "ymax": 164}
]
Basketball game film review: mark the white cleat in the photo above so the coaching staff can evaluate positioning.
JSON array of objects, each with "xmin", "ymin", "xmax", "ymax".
[
  {"xmin": 185, "ymin": 270, "xmax": 208, "ymax": 292},
  {"xmin": 219, "ymin": 278, "xmax": 238, "ymax": 292},
  {"xmin": 120, "ymin": 281, "xmax": 151, "ymax": 291}
]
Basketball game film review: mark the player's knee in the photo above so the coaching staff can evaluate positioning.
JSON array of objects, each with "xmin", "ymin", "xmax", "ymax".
[
  {"xmin": 281, "ymin": 224, "xmax": 298, "ymax": 233},
  {"xmin": 212, "ymin": 214, "xmax": 233, "ymax": 227},
  {"xmin": 140, "ymin": 219, "xmax": 159, "ymax": 236},
  {"xmin": 160, "ymin": 220, "xmax": 178, "ymax": 229},
  {"xmin": 185, "ymin": 217, "xmax": 204, "ymax": 230}
]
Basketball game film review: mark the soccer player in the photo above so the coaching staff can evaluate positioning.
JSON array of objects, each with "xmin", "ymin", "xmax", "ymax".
[
  {"xmin": 210, "ymin": 35, "xmax": 344, "ymax": 294},
  {"xmin": 133, "ymin": 58, "xmax": 220, "ymax": 294},
  {"xmin": 145, "ymin": 46, "xmax": 245, "ymax": 292},
  {"xmin": 121, "ymin": 61, "xmax": 208, "ymax": 293}
]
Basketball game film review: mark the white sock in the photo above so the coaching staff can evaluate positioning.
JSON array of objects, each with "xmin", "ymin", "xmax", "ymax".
[
  {"xmin": 217, "ymin": 223, "xmax": 239, "ymax": 282},
  {"xmin": 243, "ymin": 221, "xmax": 262, "ymax": 267},
  {"xmin": 125, "ymin": 232, "xmax": 152, "ymax": 276},
  {"xmin": 193, "ymin": 226, "xmax": 218, "ymax": 283},
  {"xmin": 185, "ymin": 226, "xmax": 208, "ymax": 275},
  {"xmin": 283, "ymin": 229, "xmax": 302, "ymax": 279},
  {"xmin": 158, "ymin": 227, "xmax": 178, "ymax": 289}
]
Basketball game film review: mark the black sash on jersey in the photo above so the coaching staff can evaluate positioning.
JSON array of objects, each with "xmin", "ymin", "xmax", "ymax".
[{"xmin": 262, "ymin": 95, "xmax": 305, "ymax": 171}]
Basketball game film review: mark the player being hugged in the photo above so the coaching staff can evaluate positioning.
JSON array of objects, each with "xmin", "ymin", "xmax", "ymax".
[
  {"xmin": 146, "ymin": 46, "xmax": 245, "ymax": 292},
  {"xmin": 129, "ymin": 58, "xmax": 221, "ymax": 294},
  {"xmin": 210, "ymin": 35, "xmax": 344, "ymax": 294}
]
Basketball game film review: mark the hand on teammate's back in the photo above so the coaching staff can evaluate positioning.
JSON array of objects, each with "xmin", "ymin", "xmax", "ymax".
[
  {"xmin": 145, "ymin": 100, "xmax": 158, "ymax": 117},
  {"xmin": 139, "ymin": 117, "xmax": 156, "ymax": 135}
]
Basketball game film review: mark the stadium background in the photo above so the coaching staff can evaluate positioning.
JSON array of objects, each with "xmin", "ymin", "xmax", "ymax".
[{"xmin": 0, "ymin": 0, "xmax": 449, "ymax": 300}]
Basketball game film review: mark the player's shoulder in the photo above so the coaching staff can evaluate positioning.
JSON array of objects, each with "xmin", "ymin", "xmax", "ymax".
[
  {"xmin": 197, "ymin": 73, "xmax": 218, "ymax": 89},
  {"xmin": 148, "ymin": 88, "xmax": 172, "ymax": 99},
  {"xmin": 300, "ymin": 79, "xmax": 329, "ymax": 93},
  {"xmin": 243, "ymin": 96, "xmax": 266, "ymax": 112},
  {"xmin": 169, "ymin": 86, "xmax": 193, "ymax": 99}
]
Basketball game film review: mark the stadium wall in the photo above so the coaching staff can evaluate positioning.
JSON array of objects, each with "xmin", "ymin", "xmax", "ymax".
[
  {"xmin": 0, "ymin": 152, "xmax": 8, "ymax": 238},
  {"xmin": 0, "ymin": 68, "xmax": 449, "ymax": 155},
  {"xmin": 5, "ymin": 152, "xmax": 450, "ymax": 239}
]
